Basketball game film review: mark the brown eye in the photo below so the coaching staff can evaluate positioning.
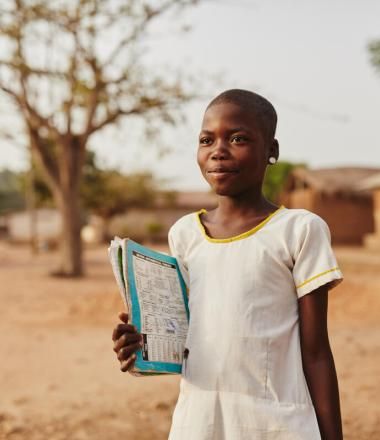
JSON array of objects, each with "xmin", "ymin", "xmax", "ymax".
[
  {"xmin": 199, "ymin": 137, "xmax": 212, "ymax": 145},
  {"xmin": 231, "ymin": 135, "xmax": 248, "ymax": 143}
]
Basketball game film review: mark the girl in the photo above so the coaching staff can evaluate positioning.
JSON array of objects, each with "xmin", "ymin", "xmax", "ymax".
[{"xmin": 112, "ymin": 89, "xmax": 343, "ymax": 440}]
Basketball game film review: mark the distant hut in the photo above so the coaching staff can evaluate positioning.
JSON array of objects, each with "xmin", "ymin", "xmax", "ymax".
[
  {"xmin": 5, "ymin": 208, "xmax": 61, "ymax": 246},
  {"xmin": 356, "ymin": 172, "xmax": 380, "ymax": 249},
  {"xmin": 280, "ymin": 167, "xmax": 380, "ymax": 245}
]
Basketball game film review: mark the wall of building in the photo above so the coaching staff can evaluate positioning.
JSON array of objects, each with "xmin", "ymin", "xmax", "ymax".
[
  {"xmin": 281, "ymin": 189, "xmax": 374, "ymax": 245},
  {"xmin": 313, "ymin": 194, "xmax": 374, "ymax": 244},
  {"xmin": 373, "ymin": 189, "xmax": 380, "ymax": 233},
  {"xmin": 7, "ymin": 209, "xmax": 61, "ymax": 243},
  {"xmin": 283, "ymin": 188, "xmax": 315, "ymax": 211},
  {"xmin": 364, "ymin": 189, "xmax": 380, "ymax": 249}
]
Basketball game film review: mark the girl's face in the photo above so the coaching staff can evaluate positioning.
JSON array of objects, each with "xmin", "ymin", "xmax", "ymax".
[{"xmin": 197, "ymin": 102, "xmax": 277, "ymax": 197}]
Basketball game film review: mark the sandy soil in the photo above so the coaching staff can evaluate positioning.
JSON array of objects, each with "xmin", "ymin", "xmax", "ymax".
[{"xmin": 0, "ymin": 242, "xmax": 379, "ymax": 440}]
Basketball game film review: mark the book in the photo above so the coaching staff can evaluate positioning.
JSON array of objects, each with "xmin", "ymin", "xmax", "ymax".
[{"xmin": 108, "ymin": 237, "xmax": 189, "ymax": 375}]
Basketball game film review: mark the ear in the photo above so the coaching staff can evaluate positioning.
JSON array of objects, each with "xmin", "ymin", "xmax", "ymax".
[{"xmin": 268, "ymin": 139, "xmax": 279, "ymax": 161}]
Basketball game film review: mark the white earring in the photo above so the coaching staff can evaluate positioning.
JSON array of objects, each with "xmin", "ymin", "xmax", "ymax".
[{"xmin": 268, "ymin": 157, "xmax": 277, "ymax": 165}]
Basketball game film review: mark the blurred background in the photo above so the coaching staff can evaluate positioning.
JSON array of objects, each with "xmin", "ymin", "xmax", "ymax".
[{"xmin": 0, "ymin": 1, "xmax": 379, "ymax": 439}]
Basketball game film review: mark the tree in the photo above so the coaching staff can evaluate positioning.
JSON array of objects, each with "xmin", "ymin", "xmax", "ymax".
[
  {"xmin": 368, "ymin": 39, "xmax": 380, "ymax": 74},
  {"xmin": 20, "ymin": 150, "xmax": 158, "ymax": 241},
  {"xmin": 263, "ymin": 161, "xmax": 305, "ymax": 202},
  {"xmin": 17, "ymin": 157, "xmax": 55, "ymax": 209},
  {"xmin": 81, "ymin": 151, "xmax": 157, "ymax": 241},
  {"xmin": 0, "ymin": 0, "xmax": 198, "ymax": 276},
  {"xmin": 0, "ymin": 168, "xmax": 25, "ymax": 214}
]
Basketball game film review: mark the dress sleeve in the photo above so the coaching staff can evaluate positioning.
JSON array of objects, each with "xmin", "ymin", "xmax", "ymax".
[
  {"xmin": 292, "ymin": 213, "xmax": 343, "ymax": 298},
  {"xmin": 168, "ymin": 225, "xmax": 189, "ymax": 288}
]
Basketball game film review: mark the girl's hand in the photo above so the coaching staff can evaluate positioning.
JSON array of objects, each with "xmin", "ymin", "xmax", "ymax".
[{"xmin": 112, "ymin": 312, "xmax": 143, "ymax": 372}]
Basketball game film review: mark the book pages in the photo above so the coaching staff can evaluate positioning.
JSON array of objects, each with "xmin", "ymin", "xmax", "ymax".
[{"xmin": 108, "ymin": 238, "xmax": 189, "ymax": 375}]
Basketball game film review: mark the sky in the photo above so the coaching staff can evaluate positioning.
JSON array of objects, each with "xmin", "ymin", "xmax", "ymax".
[{"xmin": 1, "ymin": 0, "xmax": 380, "ymax": 190}]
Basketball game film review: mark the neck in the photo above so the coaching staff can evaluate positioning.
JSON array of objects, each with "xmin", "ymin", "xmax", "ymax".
[{"xmin": 214, "ymin": 188, "xmax": 276, "ymax": 219}]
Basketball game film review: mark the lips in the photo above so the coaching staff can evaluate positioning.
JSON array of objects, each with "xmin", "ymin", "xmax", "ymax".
[
  {"xmin": 207, "ymin": 167, "xmax": 239, "ymax": 174},
  {"xmin": 206, "ymin": 168, "xmax": 239, "ymax": 182}
]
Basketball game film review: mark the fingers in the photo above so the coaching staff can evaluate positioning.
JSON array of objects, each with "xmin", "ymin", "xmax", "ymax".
[
  {"xmin": 112, "ymin": 322, "xmax": 138, "ymax": 341},
  {"xmin": 117, "ymin": 342, "xmax": 142, "ymax": 362},
  {"xmin": 118, "ymin": 311, "xmax": 129, "ymax": 323},
  {"xmin": 112, "ymin": 312, "xmax": 141, "ymax": 373},
  {"xmin": 113, "ymin": 332, "xmax": 142, "ymax": 353},
  {"xmin": 120, "ymin": 354, "xmax": 137, "ymax": 372}
]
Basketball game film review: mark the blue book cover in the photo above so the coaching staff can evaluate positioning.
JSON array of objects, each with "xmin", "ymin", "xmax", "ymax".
[{"xmin": 109, "ymin": 238, "xmax": 189, "ymax": 375}]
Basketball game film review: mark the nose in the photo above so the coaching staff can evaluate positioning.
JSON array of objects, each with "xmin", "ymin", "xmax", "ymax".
[{"xmin": 211, "ymin": 139, "xmax": 229, "ymax": 160}]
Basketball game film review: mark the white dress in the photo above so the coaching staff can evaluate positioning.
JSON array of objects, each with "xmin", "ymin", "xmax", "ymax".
[{"xmin": 167, "ymin": 206, "xmax": 343, "ymax": 440}]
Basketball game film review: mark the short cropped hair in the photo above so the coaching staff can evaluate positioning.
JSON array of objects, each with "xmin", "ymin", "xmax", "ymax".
[{"xmin": 207, "ymin": 89, "xmax": 277, "ymax": 141}]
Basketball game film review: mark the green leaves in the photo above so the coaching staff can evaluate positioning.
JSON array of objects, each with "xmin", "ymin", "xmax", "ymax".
[
  {"xmin": 0, "ymin": 169, "xmax": 25, "ymax": 214},
  {"xmin": 80, "ymin": 151, "xmax": 157, "ymax": 219},
  {"xmin": 368, "ymin": 39, "xmax": 380, "ymax": 74},
  {"xmin": 263, "ymin": 161, "xmax": 305, "ymax": 203}
]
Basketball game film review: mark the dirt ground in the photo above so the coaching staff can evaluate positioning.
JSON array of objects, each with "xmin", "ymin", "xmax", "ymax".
[{"xmin": 0, "ymin": 242, "xmax": 379, "ymax": 440}]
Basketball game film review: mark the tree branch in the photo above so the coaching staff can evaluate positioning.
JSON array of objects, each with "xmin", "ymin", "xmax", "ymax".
[
  {"xmin": 83, "ymin": 106, "xmax": 145, "ymax": 139},
  {"xmin": 0, "ymin": 60, "xmax": 67, "ymax": 78},
  {"xmin": 27, "ymin": 124, "xmax": 60, "ymax": 194},
  {"xmin": 102, "ymin": 0, "xmax": 196, "ymax": 67},
  {"xmin": 0, "ymin": 83, "xmax": 22, "ymax": 104},
  {"xmin": 83, "ymin": 58, "xmax": 105, "ymax": 140},
  {"xmin": 0, "ymin": 81, "xmax": 63, "ymax": 149}
]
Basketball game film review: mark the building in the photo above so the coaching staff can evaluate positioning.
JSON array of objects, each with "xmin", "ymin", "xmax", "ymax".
[
  {"xmin": 356, "ymin": 172, "xmax": 380, "ymax": 249},
  {"xmin": 3, "ymin": 208, "xmax": 61, "ymax": 247},
  {"xmin": 280, "ymin": 167, "xmax": 380, "ymax": 245}
]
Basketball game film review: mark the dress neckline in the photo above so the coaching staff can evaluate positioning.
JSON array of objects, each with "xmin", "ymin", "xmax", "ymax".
[{"xmin": 195, "ymin": 205, "xmax": 285, "ymax": 244}]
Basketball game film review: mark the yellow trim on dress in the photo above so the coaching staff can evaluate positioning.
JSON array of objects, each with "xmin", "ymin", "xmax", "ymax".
[
  {"xmin": 296, "ymin": 267, "xmax": 340, "ymax": 289},
  {"xmin": 196, "ymin": 206, "xmax": 285, "ymax": 243}
]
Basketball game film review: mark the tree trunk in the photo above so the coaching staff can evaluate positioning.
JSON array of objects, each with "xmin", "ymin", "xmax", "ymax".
[
  {"xmin": 55, "ymin": 187, "xmax": 83, "ymax": 276},
  {"xmin": 27, "ymin": 124, "xmax": 86, "ymax": 277},
  {"xmin": 52, "ymin": 141, "xmax": 85, "ymax": 277}
]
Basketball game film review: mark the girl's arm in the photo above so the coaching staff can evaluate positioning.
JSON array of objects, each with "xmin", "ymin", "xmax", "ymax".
[{"xmin": 298, "ymin": 285, "xmax": 343, "ymax": 440}]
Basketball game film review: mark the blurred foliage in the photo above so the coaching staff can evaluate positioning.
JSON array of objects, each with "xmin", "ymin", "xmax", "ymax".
[
  {"xmin": 1, "ymin": 151, "xmax": 158, "ymax": 220},
  {"xmin": 17, "ymin": 157, "xmax": 56, "ymax": 209},
  {"xmin": 368, "ymin": 39, "xmax": 380, "ymax": 74},
  {"xmin": 0, "ymin": 169, "xmax": 25, "ymax": 214},
  {"xmin": 81, "ymin": 151, "xmax": 157, "ymax": 220},
  {"xmin": 27, "ymin": 150, "xmax": 158, "ymax": 218},
  {"xmin": 263, "ymin": 161, "xmax": 306, "ymax": 202},
  {"xmin": 145, "ymin": 221, "xmax": 164, "ymax": 238},
  {"xmin": 160, "ymin": 190, "xmax": 178, "ymax": 208}
]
